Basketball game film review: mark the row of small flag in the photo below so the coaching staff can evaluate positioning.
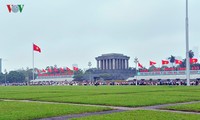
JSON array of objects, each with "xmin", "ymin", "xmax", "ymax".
[
  {"xmin": 33, "ymin": 43, "xmax": 79, "ymax": 74},
  {"xmin": 36, "ymin": 66, "xmax": 79, "ymax": 74},
  {"xmin": 138, "ymin": 59, "xmax": 198, "ymax": 68}
]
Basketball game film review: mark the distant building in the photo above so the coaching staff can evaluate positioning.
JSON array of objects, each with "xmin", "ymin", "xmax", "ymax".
[
  {"xmin": 91, "ymin": 53, "xmax": 135, "ymax": 80},
  {"xmin": 96, "ymin": 53, "xmax": 129, "ymax": 70},
  {"xmin": 127, "ymin": 70, "xmax": 200, "ymax": 81}
]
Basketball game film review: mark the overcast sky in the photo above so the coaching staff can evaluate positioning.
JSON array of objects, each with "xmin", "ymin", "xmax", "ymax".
[{"xmin": 0, "ymin": 0, "xmax": 200, "ymax": 72}]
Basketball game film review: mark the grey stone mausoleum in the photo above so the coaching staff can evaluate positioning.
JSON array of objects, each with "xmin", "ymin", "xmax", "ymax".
[
  {"xmin": 91, "ymin": 53, "xmax": 134, "ymax": 80},
  {"xmin": 96, "ymin": 53, "xmax": 130, "ymax": 70}
]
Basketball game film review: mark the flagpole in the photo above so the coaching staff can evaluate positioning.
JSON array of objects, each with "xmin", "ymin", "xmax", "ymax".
[
  {"xmin": 32, "ymin": 43, "xmax": 35, "ymax": 83},
  {"xmin": 186, "ymin": 0, "xmax": 190, "ymax": 86}
]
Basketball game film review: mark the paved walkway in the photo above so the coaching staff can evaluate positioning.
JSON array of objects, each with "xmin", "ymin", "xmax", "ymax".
[
  {"xmin": 2, "ymin": 99, "xmax": 200, "ymax": 120},
  {"xmin": 39, "ymin": 110, "xmax": 125, "ymax": 120}
]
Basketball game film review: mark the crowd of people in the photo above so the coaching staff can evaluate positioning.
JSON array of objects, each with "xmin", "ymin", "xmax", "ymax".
[{"xmin": 1, "ymin": 79, "xmax": 199, "ymax": 86}]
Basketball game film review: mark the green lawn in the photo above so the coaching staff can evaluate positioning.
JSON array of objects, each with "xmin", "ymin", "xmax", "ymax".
[
  {"xmin": 1, "ymin": 86, "xmax": 200, "ymax": 120},
  {"xmin": 0, "ymin": 101, "xmax": 111, "ymax": 120},
  {"xmin": 0, "ymin": 86, "xmax": 200, "ymax": 107},
  {"xmin": 165, "ymin": 102, "xmax": 200, "ymax": 112},
  {"xmin": 71, "ymin": 110, "xmax": 200, "ymax": 120}
]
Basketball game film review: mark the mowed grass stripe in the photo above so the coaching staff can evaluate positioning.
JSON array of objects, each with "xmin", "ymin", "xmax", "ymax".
[
  {"xmin": 35, "ymin": 91, "xmax": 200, "ymax": 107},
  {"xmin": 0, "ymin": 101, "xmax": 111, "ymax": 120},
  {"xmin": 71, "ymin": 110, "xmax": 200, "ymax": 120},
  {"xmin": 1, "ymin": 86, "xmax": 200, "ymax": 107},
  {"xmin": 165, "ymin": 103, "xmax": 200, "ymax": 112}
]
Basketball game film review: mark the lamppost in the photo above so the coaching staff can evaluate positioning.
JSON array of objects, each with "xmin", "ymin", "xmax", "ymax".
[
  {"xmin": 4, "ymin": 69, "xmax": 7, "ymax": 86},
  {"xmin": 185, "ymin": 0, "xmax": 190, "ymax": 86},
  {"xmin": 88, "ymin": 61, "xmax": 92, "ymax": 83},
  {"xmin": 134, "ymin": 57, "xmax": 138, "ymax": 86}
]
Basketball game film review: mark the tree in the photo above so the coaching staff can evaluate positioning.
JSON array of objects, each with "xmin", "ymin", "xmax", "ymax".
[
  {"xmin": 0, "ymin": 73, "xmax": 4, "ymax": 83},
  {"xmin": 73, "ymin": 69, "xmax": 84, "ymax": 81},
  {"xmin": 179, "ymin": 50, "xmax": 194, "ymax": 68},
  {"xmin": 179, "ymin": 59, "xmax": 186, "ymax": 68},
  {"xmin": 189, "ymin": 50, "xmax": 194, "ymax": 58},
  {"xmin": 148, "ymin": 65, "xmax": 156, "ymax": 72},
  {"xmin": 168, "ymin": 55, "xmax": 175, "ymax": 67},
  {"xmin": 161, "ymin": 65, "xmax": 168, "ymax": 71},
  {"xmin": 18, "ymin": 69, "xmax": 33, "ymax": 82},
  {"xmin": 7, "ymin": 71, "xmax": 25, "ymax": 83}
]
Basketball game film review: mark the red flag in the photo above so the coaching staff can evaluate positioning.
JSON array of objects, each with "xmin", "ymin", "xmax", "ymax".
[
  {"xmin": 73, "ymin": 66, "xmax": 79, "ymax": 71},
  {"xmin": 54, "ymin": 67, "xmax": 58, "ymax": 72},
  {"xmin": 175, "ymin": 59, "xmax": 182, "ymax": 64},
  {"xmin": 66, "ymin": 67, "xmax": 71, "ymax": 71},
  {"xmin": 33, "ymin": 44, "xmax": 41, "ymax": 53},
  {"xmin": 138, "ymin": 63, "xmax": 143, "ymax": 68},
  {"xmin": 42, "ymin": 69, "xmax": 46, "ymax": 73},
  {"xmin": 162, "ymin": 60, "xmax": 169, "ymax": 65},
  {"xmin": 60, "ymin": 67, "xmax": 64, "ymax": 72},
  {"xmin": 66, "ymin": 67, "xmax": 73, "ymax": 75},
  {"xmin": 150, "ymin": 61, "xmax": 156, "ymax": 66},
  {"xmin": 48, "ymin": 68, "xmax": 52, "ymax": 73},
  {"xmin": 190, "ymin": 58, "xmax": 198, "ymax": 63},
  {"xmin": 36, "ymin": 69, "xmax": 40, "ymax": 74}
]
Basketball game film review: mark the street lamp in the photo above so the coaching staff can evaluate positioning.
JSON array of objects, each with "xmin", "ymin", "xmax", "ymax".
[
  {"xmin": 185, "ymin": 0, "xmax": 190, "ymax": 86},
  {"xmin": 134, "ymin": 57, "xmax": 139, "ymax": 86},
  {"xmin": 4, "ymin": 69, "xmax": 7, "ymax": 86},
  {"xmin": 88, "ymin": 61, "xmax": 92, "ymax": 83}
]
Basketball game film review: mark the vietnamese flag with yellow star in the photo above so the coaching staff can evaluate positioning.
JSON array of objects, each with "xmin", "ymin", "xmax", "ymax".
[
  {"xmin": 175, "ymin": 59, "xmax": 182, "ymax": 64},
  {"xmin": 162, "ymin": 60, "xmax": 169, "ymax": 65},
  {"xmin": 33, "ymin": 43, "xmax": 41, "ymax": 53}
]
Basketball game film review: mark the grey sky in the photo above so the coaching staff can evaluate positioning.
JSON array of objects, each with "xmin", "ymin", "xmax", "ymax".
[{"xmin": 1, "ymin": 0, "xmax": 200, "ymax": 71}]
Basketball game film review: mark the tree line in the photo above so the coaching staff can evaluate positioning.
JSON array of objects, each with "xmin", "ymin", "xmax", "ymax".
[{"xmin": 0, "ymin": 68, "xmax": 33, "ymax": 84}]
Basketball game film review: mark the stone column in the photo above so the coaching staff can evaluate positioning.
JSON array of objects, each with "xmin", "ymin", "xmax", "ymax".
[
  {"xmin": 118, "ymin": 59, "xmax": 120, "ymax": 69},
  {"xmin": 116, "ymin": 59, "xmax": 119, "ymax": 69},
  {"xmin": 123, "ymin": 59, "xmax": 125, "ymax": 69},
  {"xmin": 97, "ymin": 60, "xmax": 99, "ymax": 69},
  {"xmin": 127, "ymin": 59, "xmax": 129, "ymax": 69},
  {"xmin": 118, "ymin": 59, "xmax": 121, "ymax": 69},
  {"xmin": 119, "ymin": 59, "xmax": 121, "ymax": 69},
  {"xmin": 121, "ymin": 59, "xmax": 124, "ymax": 69},
  {"xmin": 120, "ymin": 59, "xmax": 122, "ymax": 69},
  {"xmin": 115, "ymin": 59, "xmax": 117, "ymax": 69},
  {"xmin": 107, "ymin": 59, "xmax": 110, "ymax": 70},
  {"xmin": 124, "ymin": 59, "xmax": 127, "ymax": 69},
  {"xmin": 101, "ymin": 60, "xmax": 103, "ymax": 70},
  {"xmin": 109, "ymin": 59, "xmax": 112, "ymax": 70},
  {"xmin": 102, "ymin": 60, "xmax": 105, "ymax": 70},
  {"xmin": 105, "ymin": 60, "xmax": 107, "ymax": 70},
  {"xmin": 105, "ymin": 60, "xmax": 106, "ymax": 70},
  {"xmin": 104, "ymin": 59, "xmax": 106, "ymax": 70},
  {"xmin": 113, "ymin": 59, "xmax": 115, "ymax": 69},
  {"xmin": 106, "ymin": 59, "xmax": 108, "ymax": 70},
  {"xmin": 108, "ymin": 59, "xmax": 109, "ymax": 69},
  {"xmin": 99, "ymin": 60, "xmax": 101, "ymax": 69}
]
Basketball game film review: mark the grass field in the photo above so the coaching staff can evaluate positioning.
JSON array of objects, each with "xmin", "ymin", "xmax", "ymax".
[
  {"xmin": 165, "ymin": 103, "xmax": 200, "ymax": 112},
  {"xmin": 0, "ymin": 101, "xmax": 111, "ymax": 120},
  {"xmin": 71, "ymin": 110, "xmax": 200, "ymax": 120},
  {"xmin": 1, "ymin": 86, "xmax": 200, "ymax": 120},
  {"xmin": 1, "ymin": 86, "xmax": 200, "ymax": 107}
]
